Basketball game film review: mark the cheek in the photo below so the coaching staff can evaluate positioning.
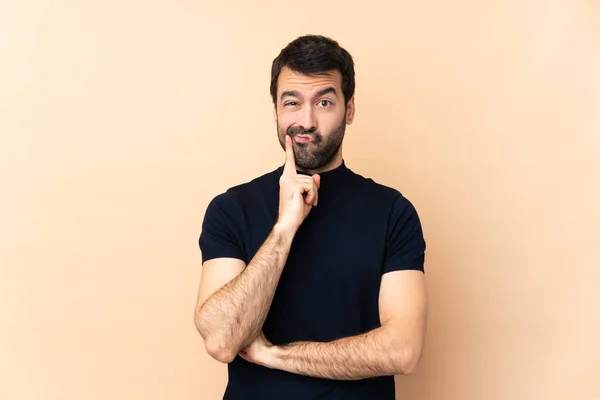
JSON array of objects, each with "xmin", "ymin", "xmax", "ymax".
[
  {"xmin": 317, "ymin": 113, "xmax": 343, "ymax": 133},
  {"xmin": 277, "ymin": 114, "xmax": 296, "ymax": 130}
]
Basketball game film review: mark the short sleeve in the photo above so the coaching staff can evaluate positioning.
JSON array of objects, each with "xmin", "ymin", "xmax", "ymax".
[
  {"xmin": 198, "ymin": 192, "xmax": 246, "ymax": 263},
  {"xmin": 383, "ymin": 195, "xmax": 426, "ymax": 274}
]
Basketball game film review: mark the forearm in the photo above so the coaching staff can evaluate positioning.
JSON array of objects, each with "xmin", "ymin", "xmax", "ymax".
[
  {"xmin": 269, "ymin": 325, "xmax": 413, "ymax": 380},
  {"xmin": 197, "ymin": 223, "xmax": 295, "ymax": 361}
]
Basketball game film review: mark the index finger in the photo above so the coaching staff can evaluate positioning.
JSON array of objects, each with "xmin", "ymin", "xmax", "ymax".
[{"xmin": 283, "ymin": 135, "xmax": 296, "ymax": 174}]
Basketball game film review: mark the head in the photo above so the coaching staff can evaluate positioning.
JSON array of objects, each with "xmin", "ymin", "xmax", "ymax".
[{"xmin": 270, "ymin": 35, "xmax": 356, "ymax": 173}]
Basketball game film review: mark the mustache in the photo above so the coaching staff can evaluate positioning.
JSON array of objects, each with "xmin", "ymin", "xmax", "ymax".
[{"xmin": 287, "ymin": 125, "xmax": 318, "ymax": 136}]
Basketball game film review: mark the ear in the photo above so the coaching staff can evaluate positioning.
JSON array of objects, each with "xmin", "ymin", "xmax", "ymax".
[
  {"xmin": 345, "ymin": 96, "xmax": 355, "ymax": 125},
  {"xmin": 273, "ymin": 105, "xmax": 278, "ymax": 124}
]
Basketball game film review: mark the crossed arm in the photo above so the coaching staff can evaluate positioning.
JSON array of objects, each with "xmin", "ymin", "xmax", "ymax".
[
  {"xmin": 195, "ymin": 235, "xmax": 428, "ymax": 379},
  {"xmin": 195, "ymin": 200, "xmax": 427, "ymax": 377},
  {"xmin": 194, "ymin": 223, "xmax": 295, "ymax": 363},
  {"xmin": 240, "ymin": 269, "xmax": 428, "ymax": 379}
]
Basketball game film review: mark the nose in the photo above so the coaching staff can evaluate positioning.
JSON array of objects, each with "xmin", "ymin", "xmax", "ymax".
[{"xmin": 300, "ymin": 104, "xmax": 317, "ymax": 132}]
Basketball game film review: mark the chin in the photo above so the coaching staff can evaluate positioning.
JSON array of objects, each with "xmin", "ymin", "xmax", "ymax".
[{"xmin": 297, "ymin": 158, "xmax": 329, "ymax": 171}]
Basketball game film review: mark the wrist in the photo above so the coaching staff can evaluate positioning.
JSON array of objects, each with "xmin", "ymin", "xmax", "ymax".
[
  {"xmin": 264, "ymin": 344, "xmax": 285, "ymax": 369},
  {"xmin": 273, "ymin": 221, "xmax": 297, "ymax": 239}
]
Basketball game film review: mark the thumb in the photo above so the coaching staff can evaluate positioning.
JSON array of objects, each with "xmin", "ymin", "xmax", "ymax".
[{"xmin": 312, "ymin": 174, "xmax": 321, "ymax": 189}]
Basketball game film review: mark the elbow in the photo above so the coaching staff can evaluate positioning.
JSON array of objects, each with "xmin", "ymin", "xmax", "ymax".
[
  {"xmin": 204, "ymin": 336, "xmax": 237, "ymax": 364},
  {"xmin": 393, "ymin": 347, "xmax": 422, "ymax": 376},
  {"xmin": 402, "ymin": 348, "xmax": 423, "ymax": 375},
  {"xmin": 194, "ymin": 312, "xmax": 237, "ymax": 364}
]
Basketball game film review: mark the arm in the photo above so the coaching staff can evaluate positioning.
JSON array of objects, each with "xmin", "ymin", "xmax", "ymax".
[
  {"xmin": 240, "ymin": 195, "xmax": 427, "ymax": 379},
  {"xmin": 195, "ymin": 223, "xmax": 295, "ymax": 363},
  {"xmin": 195, "ymin": 135, "xmax": 320, "ymax": 363},
  {"xmin": 260, "ymin": 269, "xmax": 427, "ymax": 379}
]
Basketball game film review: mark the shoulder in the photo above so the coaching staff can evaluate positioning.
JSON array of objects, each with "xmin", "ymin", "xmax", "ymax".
[
  {"xmin": 205, "ymin": 166, "xmax": 281, "ymax": 213},
  {"xmin": 199, "ymin": 167, "xmax": 281, "ymax": 260},
  {"xmin": 346, "ymin": 167, "xmax": 417, "ymax": 212},
  {"xmin": 344, "ymin": 168, "xmax": 425, "ymax": 242},
  {"xmin": 345, "ymin": 171, "xmax": 427, "ymax": 272}
]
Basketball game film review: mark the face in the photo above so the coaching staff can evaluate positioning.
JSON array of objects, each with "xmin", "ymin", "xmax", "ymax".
[{"xmin": 275, "ymin": 66, "xmax": 355, "ymax": 172}]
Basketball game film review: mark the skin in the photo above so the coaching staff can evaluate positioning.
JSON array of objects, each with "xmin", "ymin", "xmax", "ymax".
[
  {"xmin": 239, "ymin": 265, "xmax": 427, "ymax": 379},
  {"xmin": 274, "ymin": 66, "xmax": 355, "ymax": 175},
  {"xmin": 194, "ymin": 136, "xmax": 319, "ymax": 363},
  {"xmin": 194, "ymin": 67, "xmax": 354, "ymax": 363},
  {"xmin": 195, "ymin": 66, "xmax": 427, "ymax": 379}
]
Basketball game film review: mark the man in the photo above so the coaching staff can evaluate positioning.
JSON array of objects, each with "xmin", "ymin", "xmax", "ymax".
[{"xmin": 194, "ymin": 34, "xmax": 427, "ymax": 400}]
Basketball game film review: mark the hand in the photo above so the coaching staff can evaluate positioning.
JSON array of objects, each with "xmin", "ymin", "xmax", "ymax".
[
  {"xmin": 239, "ymin": 331, "xmax": 275, "ymax": 367},
  {"xmin": 277, "ymin": 135, "xmax": 321, "ymax": 231}
]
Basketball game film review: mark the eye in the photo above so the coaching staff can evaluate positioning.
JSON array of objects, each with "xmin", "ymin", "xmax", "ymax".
[
  {"xmin": 284, "ymin": 101, "xmax": 298, "ymax": 107},
  {"xmin": 318, "ymin": 100, "xmax": 332, "ymax": 107}
]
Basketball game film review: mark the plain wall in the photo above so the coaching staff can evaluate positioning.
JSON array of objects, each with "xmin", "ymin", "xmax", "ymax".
[{"xmin": 1, "ymin": 1, "xmax": 599, "ymax": 399}]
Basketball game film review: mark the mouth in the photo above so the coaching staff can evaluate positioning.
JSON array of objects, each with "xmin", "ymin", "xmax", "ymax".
[{"xmin": 293, "ymin": 134, "xmax": 314, "ymax": 143}]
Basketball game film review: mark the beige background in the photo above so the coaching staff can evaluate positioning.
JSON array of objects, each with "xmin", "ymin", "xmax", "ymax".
[{"xmin": 1, "ymin": 1, "xmax": 599, "ymax": 399}]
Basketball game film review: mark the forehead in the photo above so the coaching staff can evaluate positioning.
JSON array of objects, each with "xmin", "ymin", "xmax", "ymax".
[{"xmin": 277, "ymin": 66, "xmax": 342, "ymax": 95}]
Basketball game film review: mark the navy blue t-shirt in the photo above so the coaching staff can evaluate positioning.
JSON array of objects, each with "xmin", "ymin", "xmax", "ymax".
[{"xmin": 199, "ymin": 160, "xmax": 426, "ymax": 400}]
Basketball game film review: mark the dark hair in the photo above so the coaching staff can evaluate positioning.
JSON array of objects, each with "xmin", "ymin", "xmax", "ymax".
[{"xmin": 270, "ymin": 35, "xmax": 355, "ymax": 106}]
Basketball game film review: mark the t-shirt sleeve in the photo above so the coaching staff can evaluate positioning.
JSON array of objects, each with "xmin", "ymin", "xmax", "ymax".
[
  {"xmin": 198, "ymin": 192, "xmax": 246, "ymax": 264},
  {"xmin": 383, "ymin": 195, "xmax": 426, "ymax": 274}
]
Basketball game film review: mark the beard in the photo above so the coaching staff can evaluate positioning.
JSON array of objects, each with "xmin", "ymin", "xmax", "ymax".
[{"xmin": 277, "ymin": 115, "xmax": 346, "ymax": 171}]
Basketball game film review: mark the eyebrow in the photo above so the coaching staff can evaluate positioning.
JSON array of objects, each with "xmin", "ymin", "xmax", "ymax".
[
  {"xmin": 280, "ymin": 90, "xmax": 301, "ymax": 101},
  {"xmin": 316, "ymin": 87, "xmax": 337, "ymax": 98},
  {"xmin": 280, "ymin": 87, "xmax": 338, "ymax": 101}
]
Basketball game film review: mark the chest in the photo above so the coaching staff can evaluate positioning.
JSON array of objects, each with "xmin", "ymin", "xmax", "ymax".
[
  {"xmin": 242, "ymin": 192, "xmax": 388, "ymax": 275},
  {"xmin": 266, "ymin": 204, "xmax": 389, "ymax": 342}
]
